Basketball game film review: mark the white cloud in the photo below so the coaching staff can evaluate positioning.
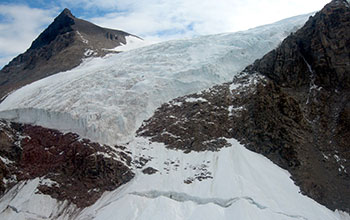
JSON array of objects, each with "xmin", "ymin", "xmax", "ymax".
[
  {"xmin": 0, "ymin": 4, "xmax": 57, "ymax": 67},
  {"xmin": 85, "ymin": 0, "xmax": 331, "ymax": 41},
  {"xmin": 60, "ymin": 0, "xmax": 135, "ymax": 11},
  {"xmin": 0, "ymin": 56, "xmax": 13, "ymax": 68}
]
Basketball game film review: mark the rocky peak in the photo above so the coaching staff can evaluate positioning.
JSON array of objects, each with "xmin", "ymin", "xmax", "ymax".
[
  {"xmin": 0, "ymin": 8, "xmax": 138, "ymax": 100},
  {"xmin": 61, "ymin": 8, "xmax": 74, "ymax": 17},
  {"xmin": 29, "ymin": 8, "xmax": 76, "ymax": 50}
]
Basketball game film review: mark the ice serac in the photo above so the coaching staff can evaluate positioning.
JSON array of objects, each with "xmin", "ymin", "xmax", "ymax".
[
  {"xmin": 139, "ymin": 0, "xmax": 350, "ymax": 214},
  {"xmin": 0, "ymin": 13, "xmax": 311, "ymax": 145},
  {"xmin": 0, "ymin": 8, "xmax": 140, "ymax": 100}
]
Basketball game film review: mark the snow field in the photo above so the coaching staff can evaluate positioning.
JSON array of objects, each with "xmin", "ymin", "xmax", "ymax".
[{"xmin": 76, "ymin": 138, "xmax": 349, "ymax": 220}]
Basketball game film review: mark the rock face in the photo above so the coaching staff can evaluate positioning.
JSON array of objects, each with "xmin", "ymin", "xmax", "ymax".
[
  {"xmin": 0, "ymin": 8, "xmax": 138, "ymax": 100},
  {"xmin": 248, "ymin": 0, "xmax": 350, "ymax": 90},
  {"xmin": 241, "ymin": 0, "xmax": 350, "ymax": 211},
  {"xmin": 138, "ymin": 0, "xmax": 350, "ymax": 212},
  {"xmin": 0, "ymin": 120, "xmax": 134, "ymax": 208}
]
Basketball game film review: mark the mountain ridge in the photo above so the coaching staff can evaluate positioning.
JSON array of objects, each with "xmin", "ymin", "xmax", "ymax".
[{"xmin": 0, "ymin": 8, "xmax": 138, "ymax": 100}]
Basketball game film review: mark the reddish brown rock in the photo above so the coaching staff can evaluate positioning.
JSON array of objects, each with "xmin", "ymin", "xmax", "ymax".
[{"xmin": 0, "ymin": 120, "xmax": 134, "ymax": 208}]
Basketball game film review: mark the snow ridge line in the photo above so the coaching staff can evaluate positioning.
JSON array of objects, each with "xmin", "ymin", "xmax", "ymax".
[
  {"xmin": 130, "ymin": 190, "xmax": 241, "ymax": 208},
  {"xmin": 0, "ymin": 182, "xmax": 47, "ymax": 218},
  {"xmin": 130, "ymin": 190, "xmax": 308, "ymax": 220},
  {"xmin": 276, "ymin": 211, "xmax": 309, "ymax": 220},
  {"xmin": 0, "ymin": 183, "xmax": 50, "ymax": 219},
  {"xmin": 4, "ymin": 205, "xmax": 49, "ymax": 219}
]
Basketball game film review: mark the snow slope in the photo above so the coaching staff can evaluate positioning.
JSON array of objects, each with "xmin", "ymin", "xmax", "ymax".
[
  {"xmin": 0, "ymin": 178, "xmax": 76, "ymax": 220},
  {"xmin": 1, "ymin": 137, "xmax": 348, "ymax": 220},
  {"xmin": 77, "ymin": 138, "xmax": 348, "ymax": 220},
  {"xmin": 0, "ymin": 14, "xmax": 311, "ymax": 145}
]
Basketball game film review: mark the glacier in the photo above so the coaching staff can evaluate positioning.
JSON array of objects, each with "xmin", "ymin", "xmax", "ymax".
[{"xmin": 0, "ymin": 13, "xmax": 311, "ymax": 145}]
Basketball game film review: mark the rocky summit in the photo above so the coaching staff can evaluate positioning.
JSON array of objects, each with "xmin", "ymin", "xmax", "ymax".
[
  {"xmin": 139, "ymin": 0, "xmax": 350, "ymax": 213},
  {"xmin": 0, "ymin": 8, "xmax": 138, "ymax": 100}
]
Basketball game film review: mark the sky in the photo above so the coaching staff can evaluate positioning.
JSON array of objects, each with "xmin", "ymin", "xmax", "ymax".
[{"xmin": 0, "ymin": 0, "xmax": 331, "ymax": 68}]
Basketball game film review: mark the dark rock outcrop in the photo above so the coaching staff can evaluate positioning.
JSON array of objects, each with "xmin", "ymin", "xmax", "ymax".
[
  {"xmin": 138, "ymin": 0, "xmax": 350, "ymax": 212},
  {"xmin": 142, "ymin": 167, "xmax": 158, "ymax": 175},
  {"xmin": 247, "ymin": 0, "xmax": 350, "ymax": 90},
  {"xmin": 0, "ymin": 120, "xmax": 134, "ymax": 208},
  {"xmin": 0, "ymin": 8, "xmax": 140, "ymax": 100},
  {"xmin": 138, "ymin": 84, "xmax": 234, "ymax": 152}
]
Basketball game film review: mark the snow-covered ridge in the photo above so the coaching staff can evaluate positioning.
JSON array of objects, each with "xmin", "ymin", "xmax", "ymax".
[
  {"xmin": 0, "ymin": 13, "xmax": 312, "ymax": 145},
  {"xmin": 106, "ymin": 35, "xmax": 152, "ymax": 52}
]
